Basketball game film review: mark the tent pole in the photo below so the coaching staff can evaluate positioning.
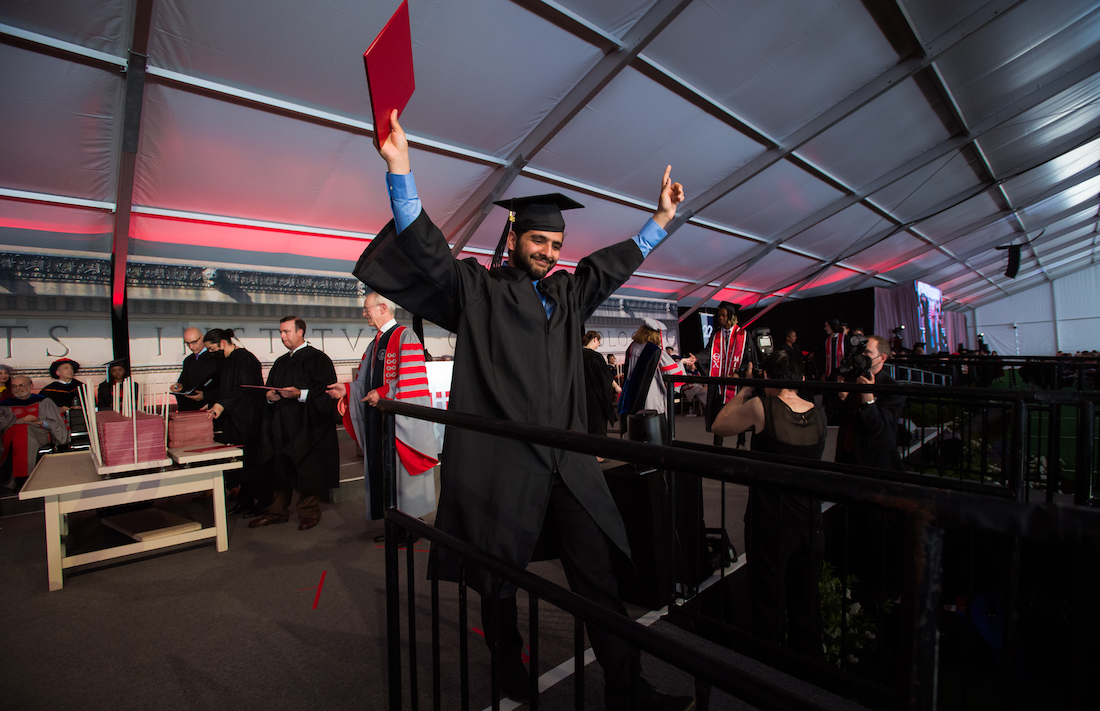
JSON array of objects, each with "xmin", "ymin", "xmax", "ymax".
[{"xmin": 109, "ymin": 0, "xmax": 154, "ymax": 362}]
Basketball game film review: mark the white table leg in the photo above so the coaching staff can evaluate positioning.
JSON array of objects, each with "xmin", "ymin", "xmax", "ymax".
[
  {"xmin": 43, "ymin": 496, "xmax": 64, "ymax": 591},
  {"xmin": 211, "ymin": 472, "xmax": 228, "ymax": 552}
]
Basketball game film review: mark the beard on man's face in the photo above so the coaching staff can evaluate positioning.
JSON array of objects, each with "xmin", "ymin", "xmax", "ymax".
[{"xmin": 508, "ymin": 246, "xmax": 555, "ymax": 280}]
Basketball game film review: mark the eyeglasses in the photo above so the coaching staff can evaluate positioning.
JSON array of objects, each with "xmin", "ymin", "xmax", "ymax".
[
  {"xmin": 184, "ymin": 338, "xmax": 201, "ymax": 346},
  {"xmin": 363, "ymin": 304, "xmax": 385, "ymax": 314}
]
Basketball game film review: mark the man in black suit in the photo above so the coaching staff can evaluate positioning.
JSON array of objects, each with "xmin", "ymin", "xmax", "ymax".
[{"xmin": 778, "ymin": 328, "xmax": 799, "ymax": 358}]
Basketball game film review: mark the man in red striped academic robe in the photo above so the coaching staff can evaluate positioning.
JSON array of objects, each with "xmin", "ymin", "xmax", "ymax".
[{"xmin": 328, "ymin": 292, "xmax": 437, "ymax": 526}]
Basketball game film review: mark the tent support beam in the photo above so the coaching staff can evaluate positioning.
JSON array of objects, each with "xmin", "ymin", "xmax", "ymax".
[
  {"xmin": 672, "ymin": 46, "xmax": 1100, "ymax": 303},
  {"xmin": 967, "ymin": 257, "xmax": 1100, "ymax": 309},
  {"xmin": 109, "ymin": 0, "xmax": 154, "ymax": 363},
  {"xmin": 650, "ymin": 0, "xmax": 1029, "ymax": 259},
  {"xmin": 441, "ymin": 0, "xmax": 693, "ymax": 253}
]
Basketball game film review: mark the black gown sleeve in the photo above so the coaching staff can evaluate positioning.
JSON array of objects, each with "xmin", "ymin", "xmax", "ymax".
[{"xmin": 354, "ymin": 211, "xmax": 478, "ymax": 333}]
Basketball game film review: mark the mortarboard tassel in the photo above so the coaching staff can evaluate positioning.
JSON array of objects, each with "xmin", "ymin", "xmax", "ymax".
[{"xmin": 490, "ymin": 206, "xmax": 514, "ymax": 270}]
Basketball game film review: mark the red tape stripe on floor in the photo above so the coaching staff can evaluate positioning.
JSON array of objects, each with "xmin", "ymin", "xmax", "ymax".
[{"xmin": 312, "ymin": 570, "xmax": 327, "ymax": 609}]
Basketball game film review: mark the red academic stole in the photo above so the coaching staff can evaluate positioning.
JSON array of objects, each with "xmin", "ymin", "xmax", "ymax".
[
  {"xmin": 343, "ymin": 325, "xmax": 434, "ymax": 475},
  {"xmin": 710, "ymin": 327, "xmax": 747, "ymax": 403},
  {"xmin": 2, "ymin": 401, "xmax": 43, "ymax": 477},
  {"xmin": 385, "ymin": 326, "xmax": 435, "ymax": 475}
]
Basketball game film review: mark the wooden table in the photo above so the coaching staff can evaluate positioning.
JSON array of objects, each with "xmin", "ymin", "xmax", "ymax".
[{"xmin": 19, "ymin": 447, "xmax": 242, "ymax": 591}]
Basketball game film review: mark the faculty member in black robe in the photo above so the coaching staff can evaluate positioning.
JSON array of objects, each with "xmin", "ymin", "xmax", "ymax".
[
  {"xmin": 40, "ymin": 358, "xmax": 84, "ymax": 411},
  {"xmin": 582, "ymin": 330, "xmax": 617, "ymax": 443},
  {"xmin": 354, "ymin": 111, "xmax": 690, "ymax": 710},
  {"xmin": 248, "ymin": 316, "xmax": 339, "ymax": 531},
  {"xmin": 206, "ymin": 329, "xmax": 269, "ymax": 516},
  {"xmin": 171, "ymin": 327, "xmax": 219, "ymax": 411}
]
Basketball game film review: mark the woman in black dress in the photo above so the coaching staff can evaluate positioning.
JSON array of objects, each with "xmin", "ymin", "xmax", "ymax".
[
  {"xmin": 713, "ymin": 350, "xmax": 827, "ymax": 659},
  {"xmin": 205, "ymin": 329, "xmax": 268, "ymax": 516}
]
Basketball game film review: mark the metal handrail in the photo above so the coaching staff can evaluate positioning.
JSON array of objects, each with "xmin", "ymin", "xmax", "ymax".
[
  {"xmin": 378, "ymin": 394, "xmax": 1100, "ymax": 710},
  {"xmin": 377, "ymin": 399, "xmax": 1099, "ymax": 536}
]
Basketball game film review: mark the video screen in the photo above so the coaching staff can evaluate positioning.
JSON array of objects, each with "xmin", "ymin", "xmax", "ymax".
[{"xmin": 915, "ymin": 281, "xmax": 945, "ymax": 352}]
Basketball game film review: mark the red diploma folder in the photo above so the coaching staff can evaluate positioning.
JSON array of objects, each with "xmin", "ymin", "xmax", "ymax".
[{"xmin": 364, "ymin": 1, "xmax": 415, "ymax": 149}]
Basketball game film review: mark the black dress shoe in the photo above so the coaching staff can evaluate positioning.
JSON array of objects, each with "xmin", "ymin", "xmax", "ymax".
[{"xmin": 248, "ymin": 514, "xmax": 289, "ymax": 528}]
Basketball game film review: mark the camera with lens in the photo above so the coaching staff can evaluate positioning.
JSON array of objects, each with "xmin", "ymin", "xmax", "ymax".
[
  {"xmin": 753, "ymin": 327, "xmax": 773, "ymax": 357},
  {"xmin": 836, "ymin": 334, "xmax": 872, "ymax": 382}
]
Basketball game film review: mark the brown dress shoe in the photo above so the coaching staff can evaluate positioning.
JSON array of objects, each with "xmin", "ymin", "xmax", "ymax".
[
  {"xmin": 248, "ymin": 514, "xmax": 289, "ymax": 528},
  {"xmin": 298, "ymin": 517, "xmax": 320, "ymax": 531}
]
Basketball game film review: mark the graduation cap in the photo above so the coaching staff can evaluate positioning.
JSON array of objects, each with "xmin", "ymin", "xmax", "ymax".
[
  {"xmin": 489, "ymin": 193, "xmax": 584, "ymax": 269},
  {"xmin": 717, "ymin": 301, "xmax": 741, "ymax": 318}
]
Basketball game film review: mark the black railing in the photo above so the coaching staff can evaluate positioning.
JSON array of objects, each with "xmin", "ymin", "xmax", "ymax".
[
  {"xmin": 665, "ymin": 375, "xmax": 1100, "ymax": 505},
  {"xmin": 377, "ymin": 394, "xmax": 1100, "ymax": 710},
  {"xmin": 660, "ymin": 374, "xmax": 1100, "ymax": 709},
  {"xmin": 891, "ymin": 355, "xmax": 1099, "ymax": 392}
]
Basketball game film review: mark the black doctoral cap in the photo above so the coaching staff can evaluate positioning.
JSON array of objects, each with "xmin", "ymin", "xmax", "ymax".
[{"xmin": 489, "ymin": 193, "xmax": 584, "ymax": 269}]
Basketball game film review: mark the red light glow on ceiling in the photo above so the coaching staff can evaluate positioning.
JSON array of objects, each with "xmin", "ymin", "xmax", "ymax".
[{"xmin": 129, "ymin": 213, "xmax": 373, "ymax": 262}]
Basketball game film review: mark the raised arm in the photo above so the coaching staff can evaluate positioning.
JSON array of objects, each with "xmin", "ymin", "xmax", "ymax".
[
  {"xmin": 652, "ymin": 165, "xmax": 684, "ymax": 230},
  {"xmin": 378, "ymin": 109, "xmax": 410, "ymax": 175}
]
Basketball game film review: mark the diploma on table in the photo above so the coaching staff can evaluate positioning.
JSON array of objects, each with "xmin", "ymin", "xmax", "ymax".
[
  {"xmin": 363, "ymin": 0, "xmax": 415, "ymax": 149},
  {"xmin": 239, "ymin": 385, "xmax": 281, "ymax": 390}
]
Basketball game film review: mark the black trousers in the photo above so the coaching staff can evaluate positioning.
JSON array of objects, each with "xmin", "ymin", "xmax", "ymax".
[{"xmin": 480, "ymin": 473, "xmax": 638, "ymax": 697}]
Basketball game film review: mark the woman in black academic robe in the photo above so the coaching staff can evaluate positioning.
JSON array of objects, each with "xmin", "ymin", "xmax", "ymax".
[
  {"xmin": 206, "ymin": 329, "xmax": 268, "ymax": 515},
  {"xmin": 96, "ymin": 360, "xmax": 138, "ymax": 411}
]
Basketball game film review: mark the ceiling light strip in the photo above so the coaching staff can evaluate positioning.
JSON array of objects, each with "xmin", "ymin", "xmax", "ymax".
[
  {"xmin": 0, "ymin": 23, "xmax": 126, "ymax": 67},
  {"xmin": 0, "ymin": 187, "xmax": 116, "ymax": 212},
  {"xmin": 131, "ymin": 205, "xmax": 377, "ymax": 240}
]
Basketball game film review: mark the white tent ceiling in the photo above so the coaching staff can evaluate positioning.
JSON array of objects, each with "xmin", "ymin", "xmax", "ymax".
[{"xmin": 2, "ymin": 0, "xmax": 1099, "ymax": 313}]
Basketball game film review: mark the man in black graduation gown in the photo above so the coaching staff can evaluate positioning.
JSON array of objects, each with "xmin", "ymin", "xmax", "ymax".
[
  {"xmin": 355, "ymin": 111, "xmax": 691, "ymax": 710},
  {"xmin": 688, "ymin": 301, "xmax": 758, "ymax": 437},
  {"xmin": 170, "ymin": 327, "xmax": 218, "ymax": 411},
  {"xmin": 248, "ymin": 316, "xmax": 339, "ymax": 531}
]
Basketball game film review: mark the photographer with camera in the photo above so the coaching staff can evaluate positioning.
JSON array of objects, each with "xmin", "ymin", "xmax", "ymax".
[
  {"xmin": 834, "ymin": 335, "xmax": 907, "ymax": 609},
  {"xmin": 834, "ymin": 334, "xmax": 905, "ymax": 471}
]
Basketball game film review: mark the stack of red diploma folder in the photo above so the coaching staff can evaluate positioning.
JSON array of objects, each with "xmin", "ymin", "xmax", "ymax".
[
  {"xmin": 97, "ymin": 411, "xmax": 167, "ymax": 466},
  {"xmin": 167, "ymin": 411, "xmax": 215, "ymax": 448}
]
